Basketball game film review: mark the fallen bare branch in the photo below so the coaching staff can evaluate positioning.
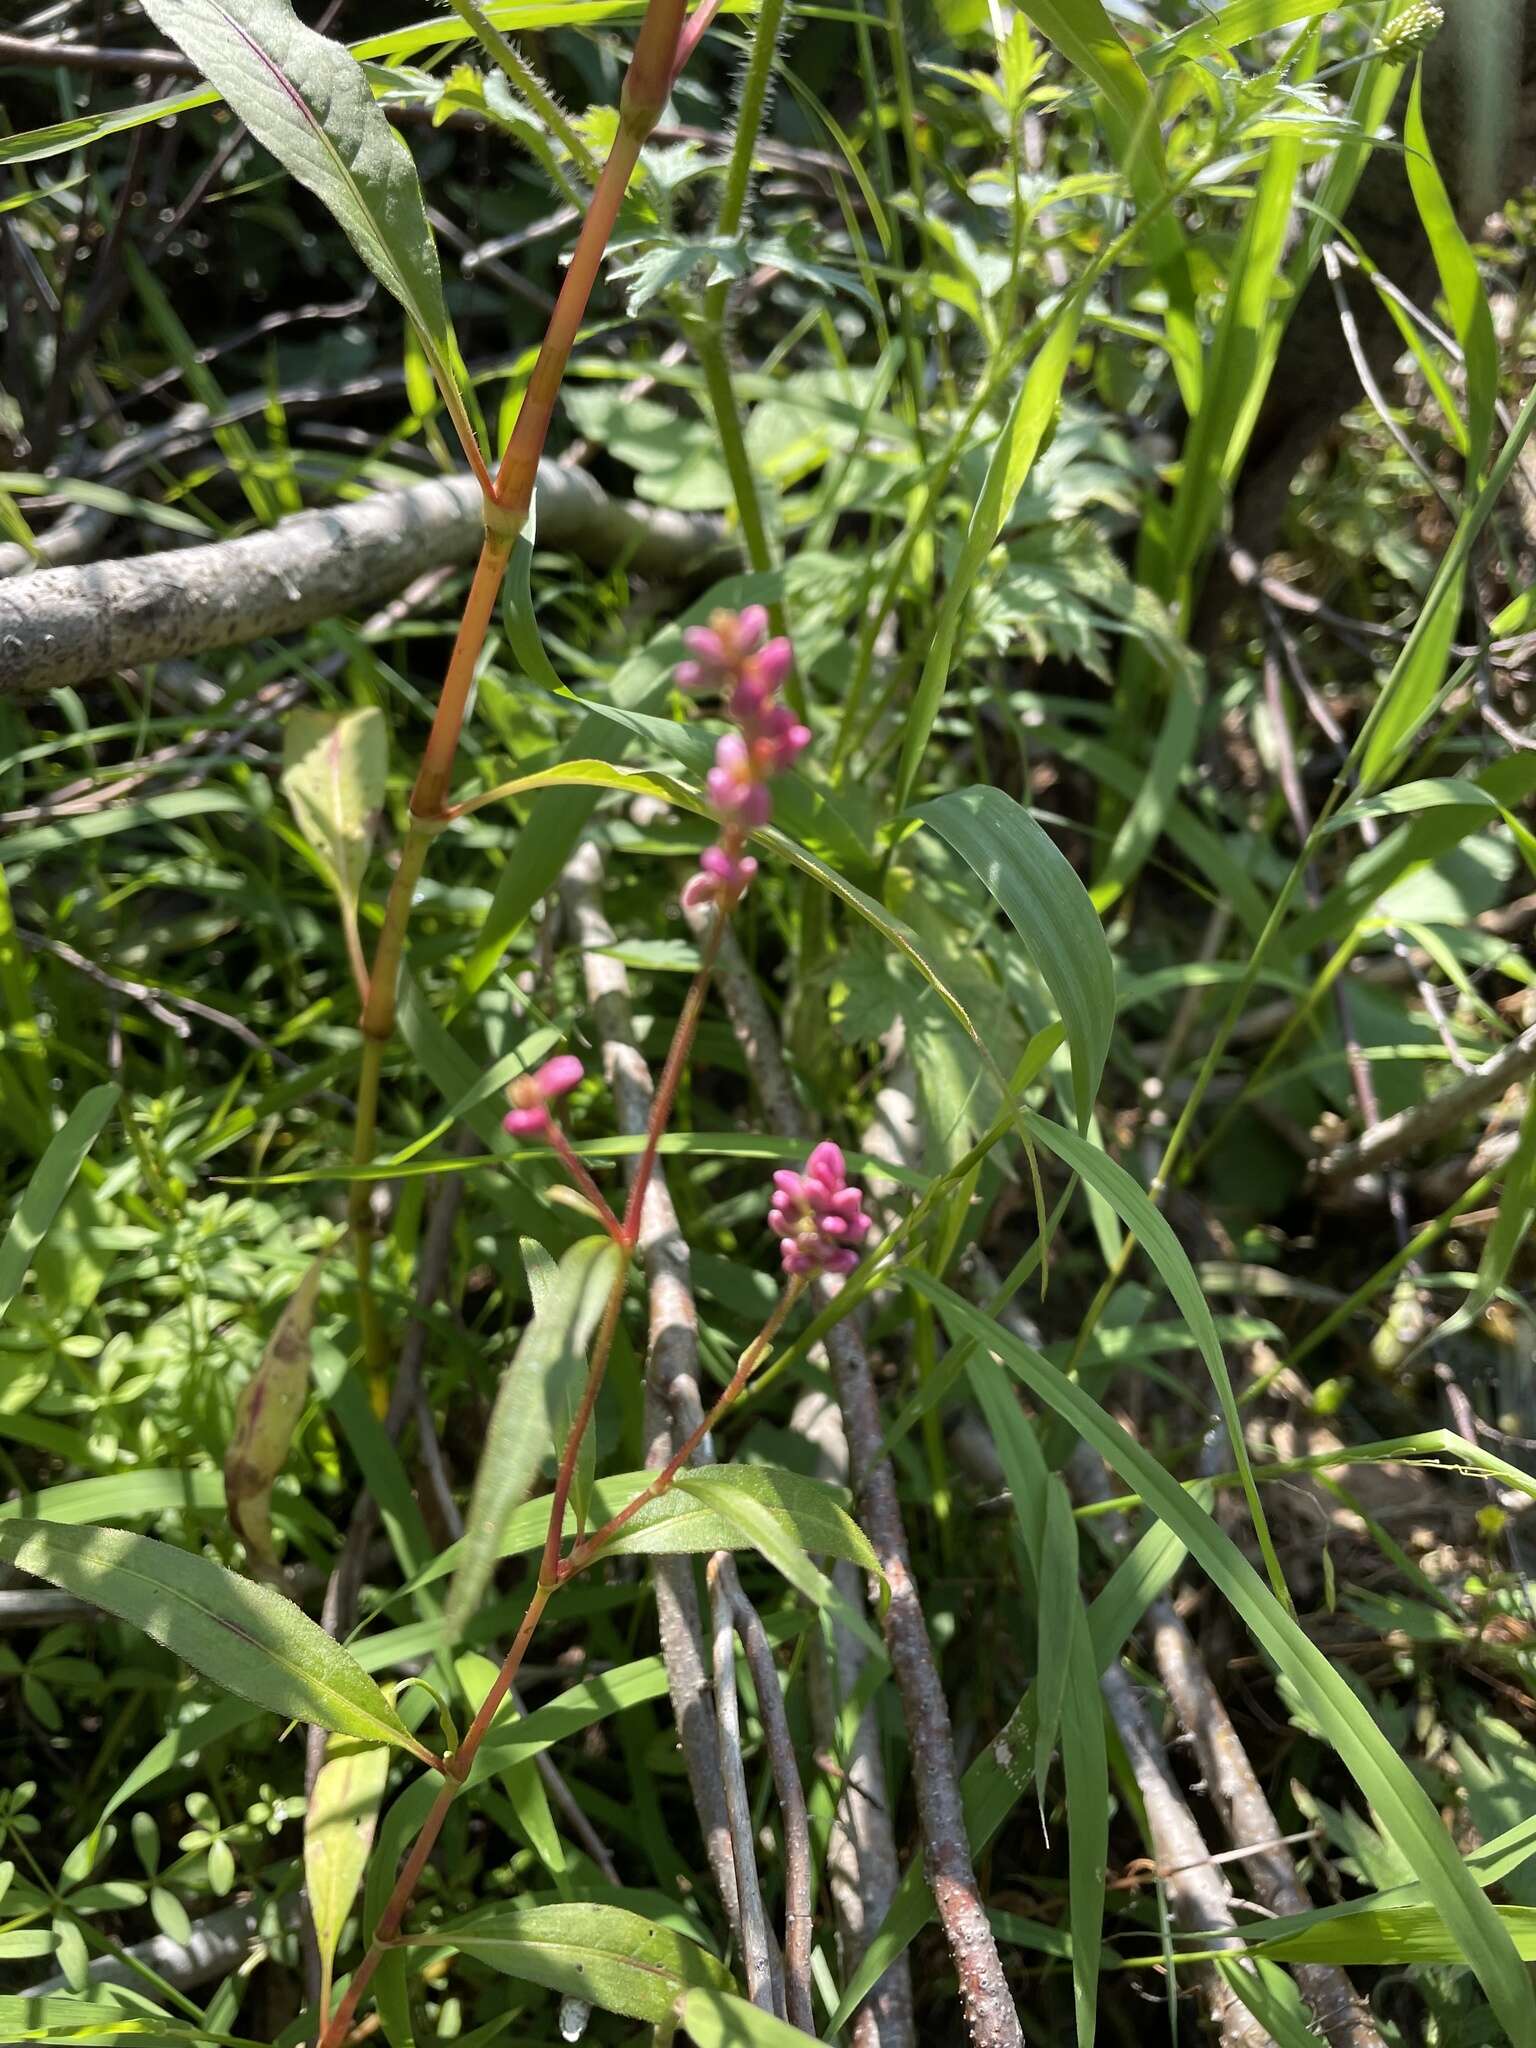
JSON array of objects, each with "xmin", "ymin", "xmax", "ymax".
[
  {"xmin": 793, "ymin": 1388, "xmax": 915, "ymax": 2048},
  {"xmin": 1099, "ymin": 1665, "xmax": 1276, "ymax": 2048},
  {"xmin": 1314, "ymin": 1024, "xmax": 1536, "ymax": 1180},
  {"xmin": 0, "ymin": 465, "xmax": 731, "ymax": 695},
  {"xmin": 709, "ymin": 1556, "xmax": 781, "ymax": 2015}
]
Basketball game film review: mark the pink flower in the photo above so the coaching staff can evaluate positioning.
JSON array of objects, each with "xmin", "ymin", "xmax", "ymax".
[
  {"xmin": 675, "ymin": 606, "xmax": 770, "ymax": 692},
  {"xmin": 748, "ymin": 705, "xmax": 811, "ymax": 778},
  {"xmin": 676, "ymin": 607, "xmax": 806, "ymax": 917},
  {"xmin": 768, "ymin": 1141, "xmax": 872, "ymax": 1278},
  {"xmin": 707, "ymin": 733, "xmax": 774, "ymax": 830},
  {"xmin": 681, "ymin": 843, "xmax": 759, "ymax": 909},
  {"xmin": 504, "ymin": 1054, "xmax": 584, "ymax": 1139}
]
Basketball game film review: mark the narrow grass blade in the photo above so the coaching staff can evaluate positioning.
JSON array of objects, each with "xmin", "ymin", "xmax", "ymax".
[
  {"xmin": 911, "ymin": 1274, "xmax": 1536, "ymax": 2048},
  {"xmin": 0, "ymin": 1086, "xmax": 117, "ymax": 1324},
  {"xmin": 918, "ymin": 785, "xmax": 1115, "ymax": 1122}
]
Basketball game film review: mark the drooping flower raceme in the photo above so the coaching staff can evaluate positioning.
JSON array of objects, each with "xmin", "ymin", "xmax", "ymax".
[
  {"xmin": 677, "ymin": 607, "xmax": 809, "ymax": 911},
  {"xmin": 504, "ymin": 1054, "xmax": 584, "ymax": 1139},
  {"xmin": 769, "ymin": 1142, "xmax": 873, "ymax": 1277}
]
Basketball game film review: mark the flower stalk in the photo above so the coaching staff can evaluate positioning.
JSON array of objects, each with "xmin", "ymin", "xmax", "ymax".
[{"xmin": 345, "ymin": 0, "xmax": 694, "ymax": 1399}]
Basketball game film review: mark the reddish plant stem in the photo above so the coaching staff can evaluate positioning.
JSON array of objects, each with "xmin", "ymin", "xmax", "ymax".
[
  {"xmin": 316, "ymin": 920, "xmax": 772, "ymax": 2047},
  {"xmin": 622, "ymin": 909, "xmax": 726, "ymax": 1240},
  {"xmin": 546, "ymin": 1123, "xmax": 628, "ymax": 1242},
  {"xmin": 399, "ymin": 531, "xmax": 514, "ymax": 838},
  {"xmin": 569, "ymin": 1276, "xmax": 805, "ymax": 1568},
  {"xmin": 536, "ymin": 1265, "xmax": 631, "ymax": 1583},
  {"xmin": 313, "ymin": 1582, "xmax": 551, "ymax": 2048}
]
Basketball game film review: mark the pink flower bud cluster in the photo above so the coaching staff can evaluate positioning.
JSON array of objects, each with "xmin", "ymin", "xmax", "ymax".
[
  {"xmin": 675, "ymin": 606, "xmax": 809, "ymax": 911},
  {"xmin": 504, "ymin": 1054, "xmax": 584, "ymax": 1139},
  {"xmin": 769, "ymin": 1142, "xmax": 872, "ymax": 1278}
]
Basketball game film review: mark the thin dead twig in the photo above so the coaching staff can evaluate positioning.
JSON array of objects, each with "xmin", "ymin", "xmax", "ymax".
[
  {"xmin": 1314, "ymin": 1023, "xmax": 1536, "ymax": 1180},
  {"xmin": 564, "ymin": 841, "xmax": 818, "ymax": 2022},
  {"xmin": 692, "ymin": 909, "xmax": 1023, "ymax": 2048},
  {"xmin": 709, "ymin": 1558, "xmax": 781, "ymax": 2015}
]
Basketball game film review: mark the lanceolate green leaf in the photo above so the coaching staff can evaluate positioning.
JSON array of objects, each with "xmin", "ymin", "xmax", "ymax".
[
  {"xmin": 676, "ymin": 1475, "xmax": 886, "ymax": 1656},
  {"xmin": 306, "ymin": 1735, "xmax": 390, "ymax": 2017},
  {"xmin": 679, "ymin": 1987, "xmax": 818, "ymax": 2044},
  {"xmin": 1019, "ymin": 1107, "xmax": 1286, "ymax": 1603},
  {"xmin": 140, "ymin": 0, "xmax": 478, "ymax": 464},
  {"xmin": 917, "ymin": 786, "xmax": 1114, "ymax": 1122},
  {"xmin": 0, "ymin": 1521, "xmax": 430, "ymax": 1760},
  {"xmin": 1404, "ymin": 61, "xmax": 1498, "ymax": 475},
  {"xmin": 0, "ymin": 1086, "xmax": 117, "ymax": 1324},
  {"xmin": 421, "ymin": 1905, "xmax": 733, "ymax": 2021},
  {"xmin": 447, "ymin": 1235, "xmax": 622, "ymax": 1635},
  {"xmin": 909, "ymin": 1275, "xmax": 1536, "ymax": 2048}
]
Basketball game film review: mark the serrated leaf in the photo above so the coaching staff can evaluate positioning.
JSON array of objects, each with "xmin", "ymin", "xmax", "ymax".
[
  {"xmin": 0, "ymin": 1521, "xmax": 430, "ymax": 1760},
  {"xmin": 306, "ymin": 1733, "xmax": 390, "ymax": 2017},
  {"xmin": 420, "ymin": 1904, "xmax": 732, "ymax": 2020},
  {"xmin": 447, "ymin": 1236, "xmax": 622, "ymax": 1635},
  {"xmin": 226, "ymin": 1253, "xmax": 326, "ymax": 1570},
  {"xmin": 140, "ymin": 0, "xmax": 478, "ymax": 463},
  {"xmin": 279, "ymin": 708, "xmax": 387, "ymax": 912}
]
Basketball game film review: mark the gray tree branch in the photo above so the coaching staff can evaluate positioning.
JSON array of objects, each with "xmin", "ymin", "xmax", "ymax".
[{"xmin": 0, "ymin": 465, "xmax": 731, "ymax": 696}]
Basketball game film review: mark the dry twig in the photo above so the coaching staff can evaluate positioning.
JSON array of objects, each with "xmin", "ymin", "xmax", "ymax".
[{"xmin": 692, "ymin": 910, "xmax": 1024, "ymax": 2048}]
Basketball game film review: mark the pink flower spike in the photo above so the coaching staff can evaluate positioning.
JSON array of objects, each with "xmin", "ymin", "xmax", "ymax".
[
  {"xmin": 504, "ymin": 1054, "xmax": 584, "ymax": 1141},
  {"xmin": 770, "ymin": 1141, "xmax": 871, "ymax": 1279},
  {"xmin": 707, "ymin": 733, "xmax": 774, "ymax": 830},
  {"xmin": 750, "ymin": 637, "xmax": 793, "ymax": 693},
  {"xmin": 676, "ymin": 607, "xmax": 770, "ymax": 695}
]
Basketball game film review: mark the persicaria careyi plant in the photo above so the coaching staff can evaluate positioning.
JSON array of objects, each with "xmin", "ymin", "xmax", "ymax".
[{"xmin": 678, "ymin": 604, "xmax": 809, "ymax": 908}]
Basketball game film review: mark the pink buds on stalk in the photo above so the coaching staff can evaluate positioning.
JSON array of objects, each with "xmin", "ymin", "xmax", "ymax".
[
  {"xmin": 676, "ymin": 607, "xmax": 808, "ymax": 912},
  {"xmin": 769, "ymin": 1142, "xmax": 872, "ymax": 1278},
  {"xmin": 504, "ymin": 1055, "xmax": 584, "ymax": 1139}
]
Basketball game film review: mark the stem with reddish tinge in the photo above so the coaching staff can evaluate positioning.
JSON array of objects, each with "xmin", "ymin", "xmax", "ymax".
[
  {"xmin": 568, "ymin": 1276, "xmax": 805, "ymax": 1568},
  {"xmin": 347, "ymin": 0, "xmax": 691, "ymax": 1388},
  {"xmin": 547, "ymin": 1124, "xmax": 628, "ymax": 1242},
  {"xmin": 313, "ymin": 1581, "xmax": 551, "ymax": 2048},
  {"xmin": 318, "ymin": 913, "xmax": 771, "ymax": 2044},
  {"xmin": 623, "ymin": 910, "xmax": 726, "ymax": 1240}
]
